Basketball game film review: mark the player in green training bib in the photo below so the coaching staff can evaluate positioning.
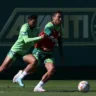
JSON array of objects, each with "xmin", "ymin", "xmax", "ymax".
[{"xmin": 0, "ymin": 15, "xmax": 44, "ymax": 87}]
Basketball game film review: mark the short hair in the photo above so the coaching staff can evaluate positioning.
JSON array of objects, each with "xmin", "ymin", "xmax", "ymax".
[
  {"xmin": 52, "ymin": 10, "xmax": 63, "ymax": 17},
  {"xmin": 28, "ymin": 15, "xmax": 37, "ymax": 20}
]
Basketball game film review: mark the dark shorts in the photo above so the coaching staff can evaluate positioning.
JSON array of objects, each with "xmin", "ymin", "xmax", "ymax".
[{"xmin": 32, "ymin": 48, "xmax": 55, "ymax": 64}]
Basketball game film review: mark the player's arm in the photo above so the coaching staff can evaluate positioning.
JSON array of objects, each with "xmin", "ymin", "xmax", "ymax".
[
  {"xmin": 44, "ymin": 23, "xmax": 53, "ymax": 36},
  {"xmin": 20, "ymin": 25, "xmax": 43, "ymax": 43},
  {"xmin": 23, "ymin": 33, "xmax": 43, "ymax": 43}
]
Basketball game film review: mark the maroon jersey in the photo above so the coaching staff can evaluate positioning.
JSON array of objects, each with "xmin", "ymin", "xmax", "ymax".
[{"xmin": 35, "ymin": 22, "xmax": 61, "ymax": 51}]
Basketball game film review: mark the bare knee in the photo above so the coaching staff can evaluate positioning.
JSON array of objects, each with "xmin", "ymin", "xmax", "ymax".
[
  {"xmin": 47, "ymin": 68, "xmax": 56, "ymax": 76},
  {"xmin": 31, "ymin": 58, "xmax": 37, "ymax": 63},
  {"xmin": 29, "ymin": 58, "xmax": 37, "ymax": 66},
  {"xmin": 23, "ymin": 54, "xmax": 37, "ymax": 64}
]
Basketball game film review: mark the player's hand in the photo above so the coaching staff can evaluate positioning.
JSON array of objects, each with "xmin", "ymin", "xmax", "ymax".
[
  {"xmin": 43, "ymin": 47, "xmax": 51, "ymax": 51},
  {"xmin": 40, "ymin": 34, "xmax": 45, "ymax": 39}
]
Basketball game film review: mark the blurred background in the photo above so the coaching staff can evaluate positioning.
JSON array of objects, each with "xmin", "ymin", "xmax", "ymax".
[{"xmin": 0, "ymin": 0, "xmax": 96, "ymax": 80}]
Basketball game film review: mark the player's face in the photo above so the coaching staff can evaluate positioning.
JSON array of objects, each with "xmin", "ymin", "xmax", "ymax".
[
  {"xmin": 28, "ymin": 19, "xmax": 37, "ymax": 29},
  {"xmin": 53, "ymin": 13, "xmax": 62, "ymax": 25}
]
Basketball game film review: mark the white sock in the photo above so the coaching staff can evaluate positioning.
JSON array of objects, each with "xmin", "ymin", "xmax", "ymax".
[
  {"xmin": 36, "ymin": 81, "xmax": 44, "ymax": 88},
  {"xmin": 18, "ymin": 71, "xmax": 28, "ymax": 79}
]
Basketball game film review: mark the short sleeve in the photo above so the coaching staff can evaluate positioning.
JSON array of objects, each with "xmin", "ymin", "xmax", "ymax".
[{"xmin": 44, "ymin": 22, "xmax": 54, "ymax": 36}]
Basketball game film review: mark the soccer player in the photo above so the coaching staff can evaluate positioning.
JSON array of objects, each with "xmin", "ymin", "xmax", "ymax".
[
  {"xmin": 13, "ymin": 11, "xmax": 64, "ymax": 91},
  {"xmin": 0, "ymin": 15, "xmax": 44, "ymax": 87}
]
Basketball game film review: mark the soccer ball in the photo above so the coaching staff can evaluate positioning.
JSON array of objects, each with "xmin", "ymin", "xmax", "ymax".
[{"xmin": 78, "ymin": 81, "xmax": 90, "ymax": 92}]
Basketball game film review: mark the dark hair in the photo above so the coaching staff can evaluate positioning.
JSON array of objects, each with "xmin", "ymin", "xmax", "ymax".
[
  {"xmin": 28, "ymin": 15, "xmax": 37, "ymax": 20},
  {"xmin": 52, "ymin": 10, "xmax": 63, "ymax": 17}
]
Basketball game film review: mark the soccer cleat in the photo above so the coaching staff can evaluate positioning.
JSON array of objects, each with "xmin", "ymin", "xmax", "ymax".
[
  {"xmin": 13, "ymin": 70, "xmax": 23, "ymax": 83},
  {"xmin": 34, "ymin": 87, "xmax": 46, "ymax": 92},
  {"xmin": 16, "ymin": 78, "xmax": 24, "ymax": 87}
]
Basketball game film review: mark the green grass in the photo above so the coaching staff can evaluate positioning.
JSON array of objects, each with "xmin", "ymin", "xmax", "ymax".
[{"xmin": 0, "ymin": 80, "xmax": 96, "ymax": 96}]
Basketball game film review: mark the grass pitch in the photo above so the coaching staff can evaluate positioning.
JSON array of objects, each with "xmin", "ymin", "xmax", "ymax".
[{"xmin": 0, "ymin": 80, "xmax": 96, "ymax": 96}]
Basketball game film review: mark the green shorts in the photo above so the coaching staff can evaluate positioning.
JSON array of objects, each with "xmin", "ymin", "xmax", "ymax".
[
  {"xmin": 7, "ymin": 50, "xmax": 28, "ymax": 61},
  {"xmin": 32, "ymin": 48, "xmax": 54, "ymax": 64}
]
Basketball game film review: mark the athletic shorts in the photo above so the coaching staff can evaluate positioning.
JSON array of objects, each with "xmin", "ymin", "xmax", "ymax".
[
  {"xmin": 7, "ymin": 50, "xmax": 29, "ymax": 61},
  {"xmin": 32, "ymin": 48, "xmax": 54, "ymax": 64}
]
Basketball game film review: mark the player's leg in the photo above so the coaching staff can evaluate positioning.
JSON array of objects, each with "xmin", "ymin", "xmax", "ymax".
[
  {"xmin": 19, "ymin": 54, "xmax": 37, "ymax": 79},
  {"xmin": 0, "ymin": 51, "xmax": 16, "ymax": 72},
  {"xmin": 23, "ymin": 54, "xmax": 37, "ymax": 73},
  {"xmin": 21, "ymin": 48, "xmax": 41, "ymax": 75},
  {"xmin": 15, "ymin": 54, "xmax": 37, "ymax": 87},
  {"xmin": 13, "ymin": 48, "xmax": 40, "ymax": 87},
  {"xmin": 41, "ymin": 60, "xmax": 55, "ymax": 83},
  {"xmin": 34, "ymin": 58, "xmax": 55, "ymax": 92}
]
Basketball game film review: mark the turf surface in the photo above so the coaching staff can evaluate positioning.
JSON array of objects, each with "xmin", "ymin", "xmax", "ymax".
[{"xmin": 0, "ymin": 80, "xmax": 96, "ymax": 96}]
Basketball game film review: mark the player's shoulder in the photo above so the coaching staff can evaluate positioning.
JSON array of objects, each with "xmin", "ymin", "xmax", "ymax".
[
  {"xmin": 20, "ymin": 23, "xmax": 29, "ymax": 32},
  {"xmin": 21, "ymin": 23, "xmax": 29, "ymax": 28},
  {"xmin": 47, "ymin": 21, "xmax": 53, "ymax": 25},
  {"xmin": 45, "ymin": 22, "xmax": 53, "ymax": 27}
]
